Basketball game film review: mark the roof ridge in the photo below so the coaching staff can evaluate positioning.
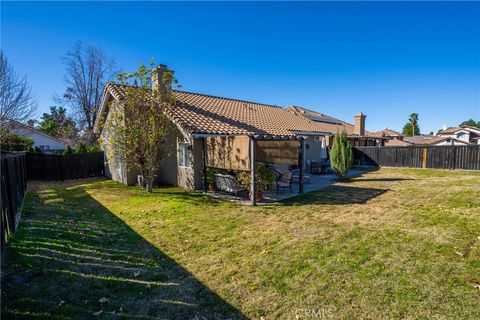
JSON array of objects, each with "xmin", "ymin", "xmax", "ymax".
[
  {"xmin": 106, "ymin": 82, "xmax": 285, "ymax": 109},
  {"xmin": 173, "ymin": 89, "xmax": 285, "ymax": 109}
]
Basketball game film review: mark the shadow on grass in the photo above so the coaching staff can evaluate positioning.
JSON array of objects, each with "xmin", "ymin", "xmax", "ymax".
[
  {"xmin": 346, "ymin": 178, "xmax": 415, "ymax": 182},
  {"xmin": 280, "ymin": 185, "xmax": 388, "ymax": 206},
  {"xmin": 1, "ymin": 183, "xmax": 245, "ymax": 319}
]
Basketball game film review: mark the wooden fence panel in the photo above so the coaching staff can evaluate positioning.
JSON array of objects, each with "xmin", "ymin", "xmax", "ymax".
[
  {"xmin": 1, "ymin": 152, "xmax": 27, "ymax": 253},
  {"xmin": 354, "ymin": 145, "xmax": 480, "ymax": 170},
  {"xmin": 26, "ymin": 152, "xmax": 104, "ymax": 181}
]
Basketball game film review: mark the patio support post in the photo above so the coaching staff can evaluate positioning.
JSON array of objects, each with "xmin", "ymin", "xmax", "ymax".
[
  {"xmin": 250, "ymin": 137, "xmax": 256, "ymax": 206},
  {"xmin": 299, "ymin": 138, "xmax": 304, "ymax": 193},
  {"xmin": 201, "ymin": 138, "xmax": 208, "ymax": 192}
]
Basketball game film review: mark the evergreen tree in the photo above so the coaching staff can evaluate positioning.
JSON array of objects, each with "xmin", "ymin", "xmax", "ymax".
[
  {"xmin": 330, "ymin": 130, "xmax": 353, "ymax": 179},
  {"xmin": 459, "ymin": 119, "xmax": 480, "ymax": 128},
  {"xmin": 76, "ymin": 143, "xmax": 88, "ymax": 154},
  {"xmin": 402, "ymin": 113, "xmax": 420, "ymax": 136},
  {"xmin": 63, "ymin": 145, "xmax": 74, "ymax": 155},
  {"xmin": 37, "ymin": 106, "xmax": 78, "ymax": 142}
]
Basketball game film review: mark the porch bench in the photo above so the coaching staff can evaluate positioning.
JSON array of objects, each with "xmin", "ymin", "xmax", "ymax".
[{"xmin": 214, "ymin": 174, "xmax": 246, "ymax": 198}]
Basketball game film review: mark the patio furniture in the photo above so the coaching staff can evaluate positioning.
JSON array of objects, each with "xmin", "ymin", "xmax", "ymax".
[
  {"xmin": 320, "ymin": 160, "xmax": 331, "ymax": 174},
  {"xmin": 310, "ymin": 161, "xmax": 322, "ymax": 174},
  {"xmin": 214, "ymin": 174, "xmax": 246, "ymax": 198},
  {"xmin": 272, "ymin": 168, "xmax": 284, "ymax": 181},
  {"xmin": 276, "ymin": 171, "xmax": 293, "ymax": 193},
  {"xmin": 291, "ymin": 169, "xmax": 311, "ymax": 184}
]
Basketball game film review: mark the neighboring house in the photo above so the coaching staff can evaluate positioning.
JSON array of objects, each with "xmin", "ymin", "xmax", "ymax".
[
  {"xmin": 384, "ymin": 138, "xmax": 411, "ymax": 147},
  {"xmin": 385, "ymin": 135, "xmax": 470, "ymax": 146},
  {"xmin": 287, "ymin": 106, "xmax": 387, "ymax": 146},
  {"xmin": 373, "ymin": 128, "xmax": 403, "ymax": 140},
  {"xmin": 95, "ymin": 64, "xmax": 372, "ymax": 189},
  {"xmin": 5, "ymin": 120, "xmax": 67, "ymax": 152},
  {"xmin": 437, "ymin": 125, "xmax": 480, "ymax": 145}
]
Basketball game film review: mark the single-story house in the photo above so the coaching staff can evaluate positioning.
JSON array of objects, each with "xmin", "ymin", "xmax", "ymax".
[
  {"xmin": 287, "ymin": 106, "xmax": 388, "ymax": 146},
  {"xmin": 437, "ymin": 125, "xmax": 480, "ymax": 145},
  {"xmin": 5, "ymin": 119, "xmax": 68, "ymax": 152},
  {"xmin": 385, "ymin": 135, "xmax": 470, "ymax": 146},
  {"xmin": 374, "ymin": 128, "xmax": 403, "ymax": 140},
  {"xmin": 94, "ymin": 64, "xmax": 369, "ymax": 192}
]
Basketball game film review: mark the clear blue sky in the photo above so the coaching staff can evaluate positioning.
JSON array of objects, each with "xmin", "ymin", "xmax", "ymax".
[{"xmin": 2, "ymin": 1, "xmax": 479, "ymax": 133}]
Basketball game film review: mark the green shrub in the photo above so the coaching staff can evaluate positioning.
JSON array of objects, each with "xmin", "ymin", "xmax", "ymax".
[
  {"xmin": 330, "ymin": 130, "xmax": 353, "ymax": 178},
  {"xmin": 237, "ymin": 163, "xmax": 275, "ymax": 192},
  {"xmin": 88, "ymin": 145, "xmax": 100, "ymax": 153},
  {"xmin": 34, "ymin": 146, "xmax": 43, "ymax": 153},
  {"xmin": 0, "ymin": 127, "xmax": 34, "ymax": 151},
  {"xmin": 76, "ymin": 143, "xmax": 88, "ymax": 154},
  {"xmin": 64, "ymin": 145, "xmax": 74, "ymax": 155}
]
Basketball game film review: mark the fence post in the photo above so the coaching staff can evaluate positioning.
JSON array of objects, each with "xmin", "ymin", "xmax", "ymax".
[{"xmin": 422, "ymin": 147, "xmax": 427, "ymax": 169}]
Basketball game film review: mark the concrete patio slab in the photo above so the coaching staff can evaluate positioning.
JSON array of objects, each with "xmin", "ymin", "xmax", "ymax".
[{"xmin": 205, "ymin": 169, "xmax": 366, "ymax": 205}]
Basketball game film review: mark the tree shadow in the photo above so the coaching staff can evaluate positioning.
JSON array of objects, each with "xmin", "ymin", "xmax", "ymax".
[
  {"xmin": 280, "ymin": 185, "xmax": 388, "ymax": 206},
  {"xmin": 345, "ymin": 178, "xmax": 415, "ymax": 182},
  {"xmin": 1, "ymin": 183, "xmax": 245, "ymax": 319}
]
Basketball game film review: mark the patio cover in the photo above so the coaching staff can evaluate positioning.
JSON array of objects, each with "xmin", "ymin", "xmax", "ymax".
[{"xmin": 204, "ymin": 135, "xmax": 300, "ymax": 170}]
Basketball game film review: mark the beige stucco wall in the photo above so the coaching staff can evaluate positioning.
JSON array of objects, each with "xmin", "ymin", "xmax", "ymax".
[
  {"xmin": 157, "ymin": 146, "xmax": 178, "ymax": 186},
  {"xmin": 192, "ymin": 138, "xmax": 205, "ymax": 190},
  {"xmin": 100, "ymin": 99, "xmax": 184, "ymax": 187},
  {"xmin": 156, "ymin": 128, "xmax": 200, "ymax": 190},
  {"xmin": 100, "ymin": 100, "xmax": 130, "ymax": 185},
  {"xmin": 304, "ymin": 136, "xmax": 323, "ymax": 163},
  {"xmin": 175, "ymin": 137, "xmax": 204, "ymax": 190}
]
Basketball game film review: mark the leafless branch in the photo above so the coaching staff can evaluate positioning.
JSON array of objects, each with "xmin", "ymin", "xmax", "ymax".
[
  {"xmin": 60, "ymin": 42, "xmax": 117, "ymax": 142},
  {"xmin": 0, "ymin": 50, "xmax": 37, "ymax": 124}
]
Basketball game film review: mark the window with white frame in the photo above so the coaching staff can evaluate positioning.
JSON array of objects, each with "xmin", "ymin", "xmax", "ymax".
[{"xmin": 178, "ymin": 143, "xmax": 191, "ymax": 168}]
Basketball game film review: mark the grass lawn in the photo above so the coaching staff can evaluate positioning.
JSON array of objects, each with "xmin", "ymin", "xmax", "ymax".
[{"xmin": 2, "ymin": 168, "xmax": 480, "ymax": 319}]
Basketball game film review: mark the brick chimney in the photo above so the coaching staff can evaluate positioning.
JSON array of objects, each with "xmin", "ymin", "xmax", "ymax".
[
  {"xmin": 27, "ymin": 119, "xmax": 35, "ymax": 128},
  {"xmin": 150, "ymin": 64, "xmax": 174, "ymax": 93},
  {"xmin": 354, "ymin": 112, "xmax": 366, "ymax": 136}
]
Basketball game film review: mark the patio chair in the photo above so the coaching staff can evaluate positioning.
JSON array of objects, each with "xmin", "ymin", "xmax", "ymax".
[
  {"xmin": 276, "ymin": 171, "xmax": 293, "ymax": 193},
  {"xmin": 310, "ymin": 161, "xmax": 322, "ymax": 174},
  {"xmin": 320, "ymin": 160, "xmax": 331, "ymax": 174},
  {"xmin": 214, "ymin": 174, "xmax": 246, "ymax": 199},
  {"xmin": 272, "ymin": 168, "xmax": 284, "ymax": 181},
  {"xmin": 291, "ymin": 169, "xmax": 311, "ymax": 184}
]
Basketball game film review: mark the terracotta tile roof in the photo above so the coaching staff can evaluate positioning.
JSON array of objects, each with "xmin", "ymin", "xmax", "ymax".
[
  {"xmin": 380, "ymin": 128, "xmax": 402, "ymax": 137},
  {"xmin": 364, "ymin": 131, "xmax": 386, "ymax": 138},
  {"xmin": 438, "ymin": 126, "xmax": 480, "ymax": 135},
  {"xmin": 103, "ymin": 83, "xmax": 333, "ymax": 137},
  {"xmin": 437, "ymin": 127, "xmax": 462, "ymax": 134},
  {"xmin": 286, "ymin": 105, "xmax": 389, "ymax": 139},
  {"xmin": 402, "ymin": 135, "xmax": 469, "ymax": 145},
  {"xmin": 286, "ymin": 106, "xmax": 355, "ymax": 134},
  {"xmin": 385, "ymin": 138, "xmax": 411, "ymax": 146}
]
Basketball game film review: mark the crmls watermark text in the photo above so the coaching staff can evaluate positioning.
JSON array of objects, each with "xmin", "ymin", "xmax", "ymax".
[{"xmin": 294, "ymin": 308, "xmax": 334, "ymax": 319}]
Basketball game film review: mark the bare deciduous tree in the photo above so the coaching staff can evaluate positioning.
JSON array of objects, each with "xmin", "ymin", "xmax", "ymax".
[
  {"xmin": 0, "ymin": 50, "xmax": 37, "ymax": 123},
  {"xmin": 60, "ymin": 42, "xmax": 116, "ymax": 143}
]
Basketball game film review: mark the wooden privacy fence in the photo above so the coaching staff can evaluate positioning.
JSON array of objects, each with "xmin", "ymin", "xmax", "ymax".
[
  {"xmin": 353, "ymin": 145, "xmax": 480, "ymax": 170},
  {"xmin": 1, "ymin": 152, "xmax": 27, "ymax": 252},
  {"xmin": 26, "ymin": 152, "xmax": 105, "ymax": 180}
]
